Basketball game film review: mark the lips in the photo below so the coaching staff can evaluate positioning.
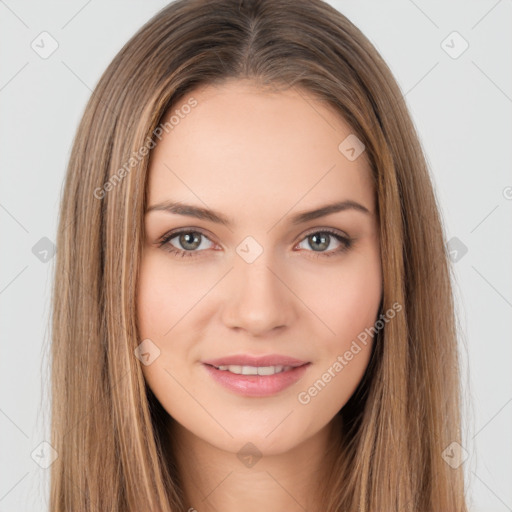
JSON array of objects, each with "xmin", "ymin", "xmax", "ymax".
[
  {"xmin": 202, "ymin": 358, "xmax": 311, "ymax": 397},
  {"xmin": 202, "ymin": 354, "xmax": 309, "ymax": 368}
]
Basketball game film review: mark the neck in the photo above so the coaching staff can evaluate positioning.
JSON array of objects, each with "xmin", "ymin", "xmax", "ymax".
[{"xmin": 164, "ymin": 414, "xmax": 343, "ymax": 512}]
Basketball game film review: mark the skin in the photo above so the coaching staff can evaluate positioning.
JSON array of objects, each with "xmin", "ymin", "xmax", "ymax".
[{"xmin": 137, "ymin": 79, "xmax": 382, "ymax": 512}]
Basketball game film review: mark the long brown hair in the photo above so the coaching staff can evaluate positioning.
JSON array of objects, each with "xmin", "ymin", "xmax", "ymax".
[{"xmin": 50, "ymin": 0, "xmax": 468, "ymax": 510}]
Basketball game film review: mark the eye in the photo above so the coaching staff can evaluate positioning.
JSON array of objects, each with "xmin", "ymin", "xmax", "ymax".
[
  {"xmin": 158, "ymin": 229, "xmax": 216, "ymax": 258},
  {"xmin": 157, "ymin": 228, "xmax": 353, "ymax": 259},
  {"xmin": 295, "ymin": 229, "xmax": 353, "ymax": 258}
]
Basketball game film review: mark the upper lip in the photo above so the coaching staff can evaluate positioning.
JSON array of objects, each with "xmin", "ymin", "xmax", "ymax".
[{"xmin": 202, "ymin": 354, "xmax": 309, "ymax": 368}]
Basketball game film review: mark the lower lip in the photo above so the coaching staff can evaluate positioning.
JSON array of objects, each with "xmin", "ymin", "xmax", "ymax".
[{"xmin": 202, "ymin": 363, "xmax": 311, "ymax": 397}]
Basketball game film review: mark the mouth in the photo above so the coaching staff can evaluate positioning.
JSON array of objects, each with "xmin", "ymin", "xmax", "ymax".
[
  {"xmin": 202, "ymin": 354, "xmax": 308, "ymax": 368},
  {"xmin": 206, "ymin": 363, "xmax": 299, "ymax": 376},
  {"xmin": 201, "ymin": 355, "xmax": 311, "ymax": 397}
]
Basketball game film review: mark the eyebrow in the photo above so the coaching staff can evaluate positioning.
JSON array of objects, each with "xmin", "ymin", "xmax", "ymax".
[{"xmin": 145, "ymin": 199, "xmax": 371, "ymax": 227}]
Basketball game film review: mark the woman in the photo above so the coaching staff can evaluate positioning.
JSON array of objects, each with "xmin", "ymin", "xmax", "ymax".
[{"xmin": 50, "ymin": 0, "xmax": 468, "ymax": 510}]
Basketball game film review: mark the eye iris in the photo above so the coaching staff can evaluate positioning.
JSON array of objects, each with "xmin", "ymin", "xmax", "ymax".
[
  {"xmin": 179, "ymin": 232, "xmax": 201, "ymax": 250},
  {"xmin": 309, "ymin": 233, "xmax": 329, "ymax": 251}
]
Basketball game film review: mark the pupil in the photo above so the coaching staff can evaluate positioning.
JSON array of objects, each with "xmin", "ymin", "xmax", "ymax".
[
  {"xmin": 311, "ymin": 233, "xmax": 328, "ymax": 251},
  {"xmin": 181, "ymin": 232, "xmax": 200, "ymax": 249}
]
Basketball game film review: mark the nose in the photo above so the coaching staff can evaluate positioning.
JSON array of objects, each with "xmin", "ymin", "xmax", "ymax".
[{"xmin": 220, "ymin": 250, "xmax": 296, "ymax": 336}]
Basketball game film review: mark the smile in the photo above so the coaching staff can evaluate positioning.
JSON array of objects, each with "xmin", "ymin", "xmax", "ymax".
[
  {"xmin": 213, "ymin": 364, "xmax": 294, "ymax": 375},
  {"xmin": 202, "ymin": 362, "xmax": 311, "ymax": 397}
]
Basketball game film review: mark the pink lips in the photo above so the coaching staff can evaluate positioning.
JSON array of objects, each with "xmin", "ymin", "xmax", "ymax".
[
  {"xmin": 202, "ymin": 354, "xmax": 308, "ymax": 368},
  {"xmin": 201, "ymin": 354, "xmax": 310, "ymax": 397}
]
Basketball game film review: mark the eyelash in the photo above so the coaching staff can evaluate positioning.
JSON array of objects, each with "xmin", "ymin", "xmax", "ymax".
[{"xmin": 157, "ymin": 228, "xmax": 353, "ymax": 259}]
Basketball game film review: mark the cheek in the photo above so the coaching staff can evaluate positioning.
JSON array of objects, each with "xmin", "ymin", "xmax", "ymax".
[
  {"xmin": 302, "ymin": 244, "xmax": 382, "ymax": 349},
  {"xmin": 137, "ymin": 267, "xmax": 170, "ymax": 340},
  {"xmin": 330, "ymin": 262, "xmax": 382, "ymax": 340},
  {"xmin": 136, "ymin": 254, "xmax": 191, "ymax": 411},
  {"xmin": 136, "ymin": 253, "xmax": 184, "ymax": 376},
  {"xmin": 136, "ymin": 251, "xmax": 218, "ymax": 393},
  {"xmin": 136, "ymin": 251, "xmax": 206, "ymax": 339},
  {"xmin": 296, "ymin": 246, "xmax": 381, "ymax": 403}
]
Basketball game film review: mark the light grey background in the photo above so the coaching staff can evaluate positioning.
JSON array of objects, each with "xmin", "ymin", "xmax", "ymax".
[{"xmin": 1, "ymin": 1, "xmax": 511, "ymax": 510}]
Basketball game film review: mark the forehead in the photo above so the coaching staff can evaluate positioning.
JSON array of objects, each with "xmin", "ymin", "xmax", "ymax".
[{"xmin": 146, "ymin": 80, "xmax": 374, "ymax": 221}]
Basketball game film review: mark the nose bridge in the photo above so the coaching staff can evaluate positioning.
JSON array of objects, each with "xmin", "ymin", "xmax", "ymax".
[{"xmin": 221, "ymin": 235, "xmax": 292, "ymax": 334}]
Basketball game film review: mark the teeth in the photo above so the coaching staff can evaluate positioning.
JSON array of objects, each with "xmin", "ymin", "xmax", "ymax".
[
  {"xmin": 216, "ymin": 365, "xmax": 292, "ymax": 375},
  {"xmin": 257, "ymin": 365, "xmax": 282, "ymax": 376}
]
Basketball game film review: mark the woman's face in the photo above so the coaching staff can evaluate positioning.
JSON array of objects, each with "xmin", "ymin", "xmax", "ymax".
[{"xmin": 137, "ymin": 79, "xmax": 382, "ymax": 455}]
